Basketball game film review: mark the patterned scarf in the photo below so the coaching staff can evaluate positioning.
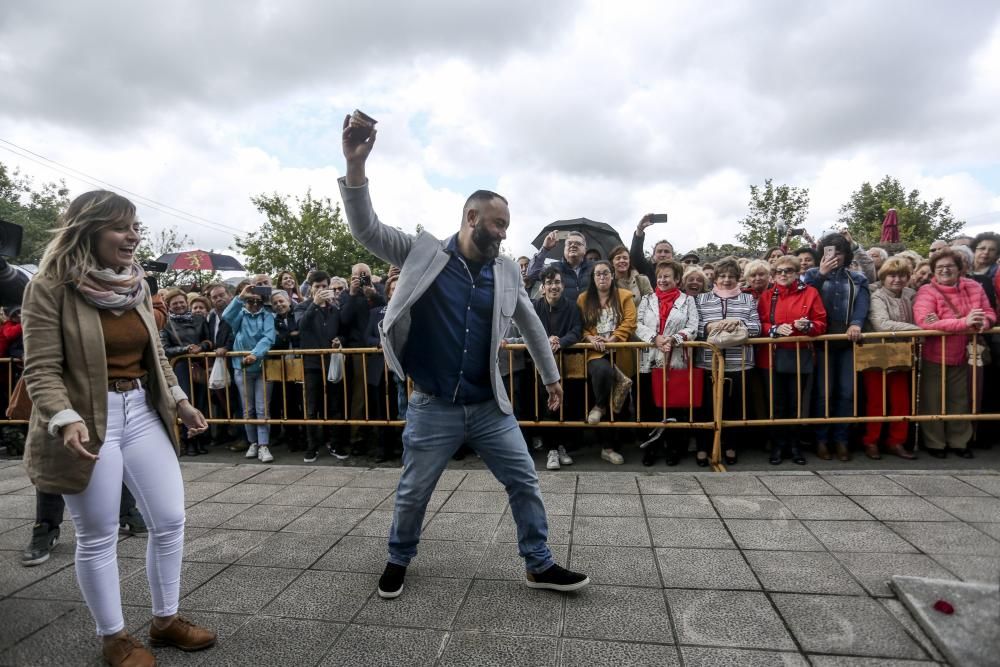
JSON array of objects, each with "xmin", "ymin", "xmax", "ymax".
[{"xmin": 75, "ymin": 264, "xmax": 145, "ymax": 316}]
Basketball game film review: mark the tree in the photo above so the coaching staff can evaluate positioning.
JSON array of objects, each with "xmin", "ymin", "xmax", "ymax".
[
  {"xmin": 837, "ymin": 176, "xmax": 965, "ymax": 255},
  {"xmin": 136, "ymin": 226, "xmax": 221, "ymax": 289},
  {"xmin": 735, "ymin": 179, "xmax": 810, "ymax": 254},
  {"xmin": 235, "ymin": 190, "xmax": 389, "ymax": 279},
  {"xmin": 683, "ymin": 242, "xmax": 751, "ymax": 262},
  {"xmin": 0, "ymin": 162, "xmax": 70, "ymax": 264}
]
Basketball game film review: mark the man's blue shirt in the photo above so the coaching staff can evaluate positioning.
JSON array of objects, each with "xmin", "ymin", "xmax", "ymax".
[{"xmin": 404, "ymin": 234, "xmax": 494, "ymax": 403}]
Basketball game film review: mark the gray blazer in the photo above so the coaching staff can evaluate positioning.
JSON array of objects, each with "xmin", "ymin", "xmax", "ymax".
[{"xmin": 338, "ymin": 178, "xmax": 559, "ymax": 415}]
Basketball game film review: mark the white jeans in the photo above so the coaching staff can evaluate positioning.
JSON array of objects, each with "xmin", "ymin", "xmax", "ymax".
[{"xmin": 63, "ymin": 386, "xmax": 185, "ymax": 636}]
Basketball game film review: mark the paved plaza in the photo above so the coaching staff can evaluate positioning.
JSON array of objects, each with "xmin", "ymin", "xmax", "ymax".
[{"xmin": 0, "ymin": 459, "xmax": 998, "ymax": 666}]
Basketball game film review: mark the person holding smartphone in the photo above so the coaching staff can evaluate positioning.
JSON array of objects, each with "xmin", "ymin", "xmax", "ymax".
[{"xmin": 803, "ymin": 233, "xmax": 871, "ymax": 462}]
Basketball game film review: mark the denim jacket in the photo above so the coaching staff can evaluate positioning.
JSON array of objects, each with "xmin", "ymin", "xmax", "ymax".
[
  {"xmin": 222, "ymin": 298, "xmax": 276, "ymax": 373},
  {"xmin": 804, "ymin": 267, "xmax": 870, "ymax": 333}
]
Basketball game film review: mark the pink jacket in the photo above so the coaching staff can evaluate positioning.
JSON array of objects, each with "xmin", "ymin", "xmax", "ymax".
[{"xmin": 913, "ymin": 278, "xmax": 996, "ymax": 365}]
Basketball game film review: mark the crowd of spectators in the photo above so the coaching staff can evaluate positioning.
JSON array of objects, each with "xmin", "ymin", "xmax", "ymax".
[{"xmin": 11, "ymin": 221, "xmax": 993, "ymax": 471}]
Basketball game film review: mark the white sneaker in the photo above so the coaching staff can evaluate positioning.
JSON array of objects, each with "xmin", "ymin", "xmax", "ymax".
[
  {"xmin": 245, "ymin": 444, "xmax": 259, "ymax": 459},
  {"xmin": 587, "ymin": 407, "xmax": 604, "ymax": 425},
  {"xmin": 257, "ymin": 445, "xmax": 273, "ymax": 463},
  {"xmin": 557, "ymin": 445, "xmax": 574, "ymax": 466},
  {"xmin": 546, "ymin": 450, "xmax": 561, "ymax": 470},
  {"xmin": 601, "ymin": 448, "xmax": 624, "ymax": 465}
]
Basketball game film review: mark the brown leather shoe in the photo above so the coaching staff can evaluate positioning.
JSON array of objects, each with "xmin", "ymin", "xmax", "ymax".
[
  {"xmin": 886, "ymin": 445, "xmax": 916, "ymax": 460},
  {"xmin": 816, "ymin": 442, "xmax": 832, "ymax": 460},
  {"xmin": 102, "ymin": 634, "xmax": 156, "ymax": 667},
  {"xmin": 863, "ymin": 443, "xmax": 881, "ymax": 460},
  {"xmin": 835, "ymin": 442, "xmax": 851, "ymax": 462},
  {"xmin": 149, "ymin": 616, "xmax": 216, "ymax": 652}
]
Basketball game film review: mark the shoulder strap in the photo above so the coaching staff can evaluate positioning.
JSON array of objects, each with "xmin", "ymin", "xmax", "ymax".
[
  {"xmin": 769, "ymin": 288, "xmax": 780, "ymax": 326},
  {"xmin": 930, "ymin": 283, "xmax": 962, "ymax": 318}
]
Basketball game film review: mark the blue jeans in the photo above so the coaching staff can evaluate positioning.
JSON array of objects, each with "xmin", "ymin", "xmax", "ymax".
[
  {"xmin": 234, "ymin": 370, "xmax": 271, "ymax": 445},
  {"xmin": 388, "ymin": 392, "xmax": 554, "ymax": 573},
  {"xmin": 813, "ymin": 345, "xmax": 855, "ymax": 444}
]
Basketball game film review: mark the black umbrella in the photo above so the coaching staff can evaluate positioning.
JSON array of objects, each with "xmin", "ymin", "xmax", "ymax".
[{"xmin": 530, "ymin": 218, "xmax": 625, "ymax": 261}]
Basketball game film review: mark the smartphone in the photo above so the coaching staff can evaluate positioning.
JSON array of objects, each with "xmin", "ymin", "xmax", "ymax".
[
  {"xmin": 348, "ymin": 109, "xmax": 378, "ymax": 141},
  {"xmin": 555, "ymin": 230, "xmax": 571, "ymax": 241},
  {"xmin": 649, "ymin": 213, "xmax": 668, "ymax": 224},
  {"xmin": 251, "ymin": 285, "xmax": 272, "ymax": 301},
  {"xmin": 824, "ymin": 246, "xmax": 836, "ymax": 260},
  {"xmin": 790, "ymin": 227, "xmax": 806, "ymax": 236}
]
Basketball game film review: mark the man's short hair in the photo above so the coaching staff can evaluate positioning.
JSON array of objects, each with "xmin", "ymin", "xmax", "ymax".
[
  {"xmin": 464, "ymin": 190, "xmax": 508, "ymax": 211},
  {"xmin": 869, "ymin": 247, "xmax": 889, "ymax": 261},
  {"xmin": 792, "ymin": 247, "xmax": 819, "ymax": 263},
  {"xmin": 653, "ymin": 240, "xmax": 674, "ymax": 253},
  {"xmin": 206, "ymin": 282, "xmax": 231, "ymax": 296},
  {"xmin": 517, "ymin": 256, "xmax": 530, "ymax": 263},
  {"xmin": 566, "ymin": 230, "xmax": 586, "ymax": 244},
  {"xmin": 309, "ymin": 270, "xmax": 330, "ymax": 285},
  {"xmin": 540, "ymin": 266, "xmax": 562, "ymax": 283}
]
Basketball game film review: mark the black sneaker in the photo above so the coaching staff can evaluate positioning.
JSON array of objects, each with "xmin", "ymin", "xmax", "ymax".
[
  {"xmin": 119, "ymin": 507, "xmax": 148, "ymax": 536},
  {"xmin": 303, "ymin": 450, "xmax": 318, "ymax": 463},
  {"xmin": 525, "ymin": 563, "xmax": 589, "ymax": 592},
  {"xmin": 327, "ymin": 444, "xmax": 349, "ymax": 460},
  {"xmin": 377, "ymin": 562, "xmax": 407, "ymax": 599},
  {"xmin": 21, "ymin": 522, "xmax": 59, "ymax": 567}
]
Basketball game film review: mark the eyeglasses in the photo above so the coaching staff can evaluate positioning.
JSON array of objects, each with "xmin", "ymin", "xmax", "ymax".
[
  {"xmin": 565, "ymin": 241, "xmax": 585, "ymax": 248},
  {"xmin": 934, "ymin": 264, "xmax": 957, "ymax": 273},
  {"xmin": 245, "ymin": 299, "xmax": 262, "ymax": 306},
  {"xmin": 774, "ymin": 268, "xmax": 797, "ymax": 275},
  {"xmin": 593, "ymin": 270, "xmax": 612, "ymax": 278}
]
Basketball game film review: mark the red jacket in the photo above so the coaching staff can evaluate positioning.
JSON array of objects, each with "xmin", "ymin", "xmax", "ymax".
[
  {"xmin": 756, "ymin": 282, "xmax": 828, "ymax": 369},
  {"xmin": 0, "ymin": 320, "xmax": 22, "ymax": 358}
]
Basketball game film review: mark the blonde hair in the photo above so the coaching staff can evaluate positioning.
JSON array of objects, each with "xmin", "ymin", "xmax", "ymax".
[
  {"xmin": 878, "ymin": 256, "xmax": 913, "ymax": 282},
  {"xmin": 743, "ymin": 259, "xmax": 771, "ymax": 279},
  {"xmin": 37, "ymin": 190, "xmax": 138, "ymax": 284}
]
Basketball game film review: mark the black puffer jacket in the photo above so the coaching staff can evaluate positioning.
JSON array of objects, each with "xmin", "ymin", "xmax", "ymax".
[{"xmin": 160, "ymin": 314, "xmax": 213, "ymax": 359}]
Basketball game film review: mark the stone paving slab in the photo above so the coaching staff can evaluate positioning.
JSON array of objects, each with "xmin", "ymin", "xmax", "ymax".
[{"xmin": 1, "ymin": 464, "xmax": 997, "ymax": 665}]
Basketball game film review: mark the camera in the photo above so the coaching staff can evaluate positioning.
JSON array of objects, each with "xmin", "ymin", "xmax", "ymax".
[
  {"xmin": 0, "ymin": 219, "xmax": 24, "ymax": 258},
  {"xmin": 139, "ymin": 260, "xmax": 168, "ymax": 294},
  {"xmin": 360, "ymin": 274, "xmax": 372, "ymax": 288}
]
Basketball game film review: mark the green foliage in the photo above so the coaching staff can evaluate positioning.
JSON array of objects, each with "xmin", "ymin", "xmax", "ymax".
[
  {"xmin": 235, "ymin": 190, "xmax": 389, "ymax": 279},
  {"xmin": 735, "ymin": 179, "xmax": 810, "ymax": 253},
  {"xmin": 0, "ymin": 162, "xmax": 70, "ymax": 264},
  {"xmin": 683, "ymin": 242, "xmax": 751, "ymax": 262},
  {"xmin": 837, "ymin": 176, "xmax": 965, "ymax": 255}
]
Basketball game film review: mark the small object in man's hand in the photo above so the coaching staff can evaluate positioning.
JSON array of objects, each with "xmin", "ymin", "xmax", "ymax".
[
  {"xmin": 348, "ymin": 109, "xmax": 377, "ymax": 140},
  {"xmin": 932, "ymin": 599, "xmax": 954, "ymax": 614}
]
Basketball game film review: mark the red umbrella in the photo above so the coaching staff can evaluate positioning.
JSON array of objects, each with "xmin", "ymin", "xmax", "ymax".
[
  {"xmin": 880, "ymin": 208, "xmax": 900, "ymax": 244},
  {"xmin": 155, "ymin": 250, "xmax": 245, "ymax": 271}
]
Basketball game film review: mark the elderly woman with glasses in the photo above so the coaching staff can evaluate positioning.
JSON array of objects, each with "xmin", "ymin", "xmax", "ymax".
[
  {"xmin": 578, "ymin": 260, "xmax": 637, "ymax": 464},
  {"xmin": 757, "ymin": 255, "xmax": 827, "ymax": 465},
  {"xmin": 223, "ymin": 285, "xmax": 277, "ymax": 463},
  {"xmin": 913, "ymin": 248, "xmax": 996, "ymax": 458},
  {"xmin": 694, "ymin": 257, "xmax": 762, "ymax": 465}
]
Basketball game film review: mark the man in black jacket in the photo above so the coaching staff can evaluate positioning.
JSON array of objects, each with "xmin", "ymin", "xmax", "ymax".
[
  {"xmin": 294, "ymin": 271, "xmax": 348, "ymax": 463},
  {"xmin": 629, "ymin": 215, "xmax": 675, "ymax": 284},
  {"xmin": 339, "ymin": 262, "xmax": 386, "ymax": 453},
  {"xmin": 206, "ymin": 283, "xmax": 243, "ymax": 449},
  {"xmin": 530, "ymin": 266, "xmax": 582, "ymax": 470}
]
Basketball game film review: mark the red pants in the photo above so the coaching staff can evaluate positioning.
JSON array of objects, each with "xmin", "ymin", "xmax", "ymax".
[{"xmin": 862, "ymin": 370, "xmax": 911, "ymax": 446}]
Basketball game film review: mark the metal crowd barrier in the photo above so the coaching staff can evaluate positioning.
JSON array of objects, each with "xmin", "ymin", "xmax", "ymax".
[{"xmin": 2, "ymin": 328, "xmax": 996, "ymax": 471}]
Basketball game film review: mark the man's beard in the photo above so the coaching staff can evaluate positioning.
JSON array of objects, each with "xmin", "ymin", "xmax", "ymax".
[{"xmin": 472, "ymin": 223, "xmax": 501, "ymax": 260}]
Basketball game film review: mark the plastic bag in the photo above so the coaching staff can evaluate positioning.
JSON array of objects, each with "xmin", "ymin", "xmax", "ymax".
[
  {"xmin": 208, "ymin": 360, "xmax": 230, "ymax": 390},
  {"xmin": 327, "ymin": 351, "xmax": 345, "ymax": 383}
]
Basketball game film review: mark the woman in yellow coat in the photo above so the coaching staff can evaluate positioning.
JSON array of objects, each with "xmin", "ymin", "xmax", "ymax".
[{"xmin": 577, "ymin": 260, "xmax": 637, "ymax": 464}]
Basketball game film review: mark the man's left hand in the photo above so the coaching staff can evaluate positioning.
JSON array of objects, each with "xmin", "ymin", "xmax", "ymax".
[
  {"xmin": 846, "ymin": 324, "xmax": 862, "ymax": 342},
  {"xmin": 544, "ymin": 381, "xmax": 563, "ymax": 412}
]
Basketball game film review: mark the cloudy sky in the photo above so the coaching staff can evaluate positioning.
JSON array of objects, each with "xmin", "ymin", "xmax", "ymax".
[{"xmin": 2, "ymin": 0, "xmax": 1000, "ymax": 265}]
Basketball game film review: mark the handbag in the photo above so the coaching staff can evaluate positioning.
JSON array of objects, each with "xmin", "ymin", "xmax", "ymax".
[
  {"xmin": 6, "ymin": 376, "xmax": 31, "ymax": 420},
  {"xmin": 707, "ymin": 322, "xmax": 749, "ymax": 348},
  {"xmin": 650, "ymin": 364, "xmax": 705, "ymax": 409},
  {"xmin": 208, "ymin": 359, "xmax": 231, "ymax": 390}
]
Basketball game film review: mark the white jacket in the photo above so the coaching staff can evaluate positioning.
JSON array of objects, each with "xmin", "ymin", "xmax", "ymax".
[{"xmin": 635, "ymin": 291, "xmax": 699, "ymax": 371}]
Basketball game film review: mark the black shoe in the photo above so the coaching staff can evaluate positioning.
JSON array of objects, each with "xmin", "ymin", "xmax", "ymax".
[
  {"xmin": 373, "ymin": 447, "xmax": 390, "ymax": 464},
  {"xmin": 119, "ymin": 507, "xmax": 148, "ymax": 536},
  {"xmin": 227, "ymin": 439, "xmax": 249, "ymax": 452},
  {"xmin": 642, "ymin": 447, "xmax": 657, "ymax": 467},
  {"xmin": 696, "ymin": 454, "xmax": 709, "ymax": 467},
  {"xmin": 21, "ymin": 522, "xmax": 59, "ymax": 567},
  {"xmin": 378, "ymin": 562, "xmax": 407, "ymax": 599},
  {"xmin": 790, "ymin": 448, "xmax": 807, "ymax": 465},
  {"xmin": 328, "ymin": 444, "xmax": 349, "ymax": 460},
  {"xmin": 195, "ymin": 439, "xmax": 209, "ymax": 455},
  {"xmin": 665, "ymin": 446, "xmax": 680, "ymax": 467},
  {"xmin": 724, "ymin": 450, "xmax": 738, "ymax": 465},
  {"xmin": 303, "ymin": 450, "xmax": 318, "ymax": 463},
  {"xmin": 525, "ymin": 563, "xmax": 590, "ymax": 592},
  {"xmin": 769, "ymin": 446, "xmax": 783, "ymax": 465},
  {"xmin": 950, "ymin": 448, "xmax": 974, "ymax": 459},
  {"xmin": 927, "ymin": 449, "xmax": 948, "ymax": 459}
]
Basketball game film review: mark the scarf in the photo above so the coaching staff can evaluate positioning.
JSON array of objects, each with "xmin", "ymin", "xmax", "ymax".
[
  {"xmin": 713, "ymin": 284, "xmax": 742, "ymax": 299},
  {"xmin": 655, "ymin": 287, "xmax": 681, "ymax": 332},
  {"xmin": 75, "ymin": 264, "xmax": 145, "ymax": 316},
  {"xmin": 168, "ymin": 311, "xmax": 194, "ymax": 325}
]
